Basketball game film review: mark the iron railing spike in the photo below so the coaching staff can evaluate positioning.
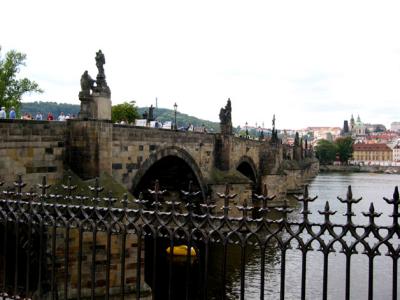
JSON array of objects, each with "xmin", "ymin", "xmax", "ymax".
[
  {"xmin": 369, "ymin": 202, "xmax": 375, "ymax": 213},
  {"xmin": 347, "ymin": 185, "xmax": 352, "ymax": 200},
  {"xmin": 304, "ymin": 185, "xmax": 309, "ymax": 198},
  {"xmin": 263, "ymin": 184, "xmax": 268, "ymax": 197},
  {"xmin": 0, "ymin": 177, "xmax": 398, "ymax": 298},
  {"xmin": 394, "ymin": 186, "xmax": 399, "ymax": 201}
]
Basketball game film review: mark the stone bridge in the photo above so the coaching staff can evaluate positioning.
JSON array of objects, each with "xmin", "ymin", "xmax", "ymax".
[
  {"xmin": 0, "ymin": 51, "xmax": 318, "ymax": 204},
  {"xmin": 0, "ymin": 118, "xmax": 318, "ymax": 206}
]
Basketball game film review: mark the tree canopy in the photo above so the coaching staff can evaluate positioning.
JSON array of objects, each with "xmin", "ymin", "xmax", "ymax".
[
  {"xmin": 112, "ymin": 101, "xmax": 140, "ymax": 123},
  {"xmin": 0, "ymin": 47, "xmax": 43, "ymax": 111},
  {"xmin": 315, "ymin": 139, "xmax": 337, "ymax": 165},
  {"xmin": 335, "ymin": 136, "xmax": 354, "ymax": 163},
  {"xmin": 315, "ymin": 137, "xmax": 354, "ymax": 165}
]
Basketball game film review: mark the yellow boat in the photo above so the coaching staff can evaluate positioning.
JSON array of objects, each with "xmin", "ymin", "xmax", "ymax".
[{"xmin": 166, "ymin": 245, "xmax": 197, "ymax": 257}]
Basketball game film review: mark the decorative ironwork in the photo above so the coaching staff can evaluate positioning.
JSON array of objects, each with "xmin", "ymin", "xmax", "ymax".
[{"xmin": 0, "ymin": 175, "xmax": 399, "ymax": 300}]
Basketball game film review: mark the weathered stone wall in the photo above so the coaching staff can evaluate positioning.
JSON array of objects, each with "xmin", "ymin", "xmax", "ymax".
[
  {"xmin": 50, "ymin": 229, "xmax": 149, "ymax": 299},
  {"xmin": 230, "ymin": 137, "xmax": 261, "ymax": 172},
  {"xmin": 111, "ymin": 125, "xmax": 216, "ymax": 191},
  {"xmin": 210, "ymin": 183, "xmax": 253, "ymax": 217},
  {"xmin": 0, "ymin": 119, "xmax": 318, "ymax": 204},
  {"xmin": 0, "ymin": 120, "xmax": 66, "ymax": 186},
  {"xmin": 261, "ymin": 159, "xmax": 319, "ymax": 201},
  {"xmin": 66, "ymin": 120, "xmax": 113, "ymax": 179}
]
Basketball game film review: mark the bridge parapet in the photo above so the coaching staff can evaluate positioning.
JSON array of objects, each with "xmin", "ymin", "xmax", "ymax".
[
  {"xmin": 0, "ymin": 118, "xmax": 318, "ymax": 207},
  {"xmin": 0, "ymin": 119, "xmax": 66, "ymax": 185}
]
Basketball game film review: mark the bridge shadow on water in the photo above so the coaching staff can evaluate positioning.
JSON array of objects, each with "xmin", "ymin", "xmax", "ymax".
[{"xmin": 144, "ymin": 236, "xmax": 276, "ymax": 300}]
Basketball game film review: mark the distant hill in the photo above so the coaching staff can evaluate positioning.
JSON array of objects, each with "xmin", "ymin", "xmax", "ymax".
[
  {"xmin": 138, "ymin": 107, "xmax": 220, "ymax": 132},
  {"xmin": 21, "ymin": 101, "xmax": 80, "ymax": 117},
  {"xmin": 20, "ymin": 102, "xmax": 220, "ymax": 132}
]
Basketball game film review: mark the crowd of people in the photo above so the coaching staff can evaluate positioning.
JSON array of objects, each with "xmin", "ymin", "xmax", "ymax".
[{"xmin": 0, "ymin": 106, "xmax": 75, "ymax": 121}]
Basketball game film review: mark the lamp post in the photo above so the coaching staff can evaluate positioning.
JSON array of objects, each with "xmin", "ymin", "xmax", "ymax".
[
  {"xmin": 173, "ymin": 102, "xmax": 178, "ymax": 130},
  {"xmin": 245, "ymin": 121, "xmax": 248, "ymax": 138}
]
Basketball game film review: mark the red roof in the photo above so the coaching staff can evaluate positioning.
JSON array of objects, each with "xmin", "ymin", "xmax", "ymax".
[{"xmin": 353, "ymin": 143, "xmax": 392, "ymax": 152}]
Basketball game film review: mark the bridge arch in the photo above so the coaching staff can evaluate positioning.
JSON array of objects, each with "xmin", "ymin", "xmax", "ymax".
[
  {"xmin": 236, "ymin": 156, "xmax": 258, "ymax": 186},
  {"xmin": 131, "ymin": 146, "xmax": 207, "ymax": 200}
]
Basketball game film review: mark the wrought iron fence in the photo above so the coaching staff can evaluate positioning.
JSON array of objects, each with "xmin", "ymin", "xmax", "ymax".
[{"xmin": 0, "ymin": 175, "xmax": 399, "ymax": 300}]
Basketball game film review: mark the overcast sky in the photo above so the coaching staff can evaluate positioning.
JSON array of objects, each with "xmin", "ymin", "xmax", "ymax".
[{"xmin": 2, "ymin": 0, "xmax": 400, "ymax": 129}]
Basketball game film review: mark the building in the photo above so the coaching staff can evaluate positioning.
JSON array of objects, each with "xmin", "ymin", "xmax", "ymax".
[
  {"xmin": 352, "ymin": 143, "xmax": 392, "ymax": 163},
  {"xmin": 351, "ymin": 115, "xmax": 366, "ymax": 137},
  {"xmin": 341, "ymin": 120, "xmax": 350, "ymax": 136},
  {"xmin": 393, "ymin": 144, "xmax": 400, "ymax": 162},
  {"xmin": 304, "ymin": 127, "xmax": 341, "ymax": 142},
  {"xmin": 391, "ymin": 122, "xmax": 400, "ymax": 132}
]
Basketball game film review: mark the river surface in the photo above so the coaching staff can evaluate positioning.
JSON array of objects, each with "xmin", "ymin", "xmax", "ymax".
[{"xmin": 149, "ymin": 173, "xmax": 400, "ymax": 299}]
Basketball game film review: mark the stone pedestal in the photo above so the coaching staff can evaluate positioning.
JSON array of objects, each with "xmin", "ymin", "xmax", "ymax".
[
  {"xmin": 66, "ymin": 120, "xmax": 112, "ymax": 179},
  {"xmin": 214, "ymin": 134, "xmax": 232, "ymax": 171},
  {"xmin": 78, "ymin": 92, "xmax": 96, "ymax": 119},
  {"xmin": 93, "ymin": 92, "xmax": 112, "ymax": 120},
  {"xmin": 78, "ymin": 91, "xmax": 111, "ymax": 120}
]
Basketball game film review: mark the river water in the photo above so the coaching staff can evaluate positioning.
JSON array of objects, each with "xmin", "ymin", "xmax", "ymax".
[
  {"xmin": 149, "ymin": 173, "xmax": 400, "ymax": 299},
  {"xmin": 217, "ymin": 172, "xmax": 400, "ymax": 299}
]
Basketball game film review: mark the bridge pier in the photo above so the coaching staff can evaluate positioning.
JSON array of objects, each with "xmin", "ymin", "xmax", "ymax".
[{"xmin": 66, "ymin": 119, "xmax": 113, "ymax": 179}]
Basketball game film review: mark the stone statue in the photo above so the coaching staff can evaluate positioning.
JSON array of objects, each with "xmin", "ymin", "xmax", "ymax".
[
  {"xmin": 95, "ymin": 50, "xmax": 105, "ymax": 77},
  {"xmin": 148, "ymin": 105, "xmax": 154, "ymax": 121},
  {"xmin": 80, "ymin": 70, "xmax": 95, "ymax": 96},
  {"xmin": 78, "ymin": 50, "xmax": 111, "ymax": 120},
  {"xmin": 219, "ymin": 98, "xmax": 232, "ymax": 124},
  {"xmin": 219, "ymin": 98, "xmax": 233, "ymax": 135},
  {"xmin": 93, "ymin": 50, "xmax": 110, "ymax": 95}
]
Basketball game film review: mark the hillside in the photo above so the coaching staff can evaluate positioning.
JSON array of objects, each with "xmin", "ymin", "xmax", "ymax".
[
  {"xmin": 20, "ymin": 102, "xmax": 220, "ymax": 132},
  {"xmin": 21, "ymin": 101, "xmax": 80, "ymax": 117},
  {"xmin": 138, "ymin": 107, "xmax": 220, "ymax": 132}
]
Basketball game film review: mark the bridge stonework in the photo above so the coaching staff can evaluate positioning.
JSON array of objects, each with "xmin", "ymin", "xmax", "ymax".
[
  {"xmin": 0, "ymin": 119, "xmax": 318, "ymax": 204},
  {"xmin": 0, "ymin": 119, "xmax": 66, "ymax": 185}
]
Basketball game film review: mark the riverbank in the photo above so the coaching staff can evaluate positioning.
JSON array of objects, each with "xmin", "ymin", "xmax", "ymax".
[{"xmin": 319, "ymin": 164, "xmax": 400, "ymax": 174}]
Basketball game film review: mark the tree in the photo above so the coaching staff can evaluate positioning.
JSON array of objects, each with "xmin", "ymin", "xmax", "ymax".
[
  {"xmin": 335, "ymin": 136, "xmax": 354, "ymax": 163},
  {"xmin": 315, "ymin": 139, "xmax": 337, "ymax": 165},
  {"xmin": 111, "ymin": 101, "xmax": 140, "ymax": 124},
  {"xmin": 0, "ymin": 47, "xmax": 43, "ymax": 112}
]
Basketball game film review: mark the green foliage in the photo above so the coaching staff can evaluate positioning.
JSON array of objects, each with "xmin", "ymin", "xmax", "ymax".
[
  {"xmin": 0, "ymin": 47, "xmax": 43, "ymax": 112},
  {"xmin": 21, "ymin": 101, "xmax": 79, "ymax": 117},
  {"xmin": 315, "ymin": 137, "xmax": 355, "ymax": 164},
  {"xmin": 315, "ymin": 139, "xmax": 337, "ymax": 165},
  {"xmin": 112, "ymin": 101, "xmax": 140, "ymax": 123},
  {"xmin": 335, "ymin": 136, "xmax": 354, "ymax": 163},
  {"xmin": 138, "ymin": 107, "xmax": 220, "ymax": 132}
]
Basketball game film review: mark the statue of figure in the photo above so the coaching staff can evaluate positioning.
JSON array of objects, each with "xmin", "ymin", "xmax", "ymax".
[
  {"xmin": 219, "ymin": 98, "xmax": 232, "ymax": 124},
  {"xmin": 219, "ymin": 98, "xmax": 233, "ymax": 135},
  {"xmin": 148, "ymin": 105, "xmax": 154, "ymax": 121},
  {"xmin": 80, "ymin": 70, "xmax": 95, "ymax": 95},
  {"xmin": 95, "ymin": 50, "xmax": 106, "ymax": 77}
]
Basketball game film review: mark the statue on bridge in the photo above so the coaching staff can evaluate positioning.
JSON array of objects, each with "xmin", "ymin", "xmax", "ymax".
[
  {"xmin": 80, "ymin": 70, "xmax": 95, "ymax": 96},
  {"xmin": 219, "ymin": 98, "xmax": 233, "ymax": 135},
  {"xmin": 78, "ymin": 50, "xmax": 112, "ymax": 120},
  {"xmin": 148, "ymin": 105, "xmax": 155, "ymax": 122},
  {"xmin": 94, "ymin": 50, "xmax": 110, "ymax": 95},
  {"xmin": 95, "ymin": 50, "xmax": 106, "ymax": 77}
]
